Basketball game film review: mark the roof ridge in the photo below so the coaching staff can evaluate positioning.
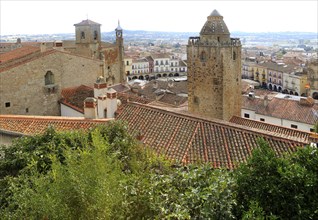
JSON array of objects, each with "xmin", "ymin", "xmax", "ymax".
[
  {"xmin": 122, "ymin": 102, "xmax": 308, "ymax": 145},
  {"xmin": 0, "ymin": 114, "xmax": 111, "ymax": 122}
]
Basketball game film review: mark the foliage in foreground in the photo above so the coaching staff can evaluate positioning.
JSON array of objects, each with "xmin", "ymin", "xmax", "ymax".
[
  {"xmin": 0, "ymin": 122, "xmax": 318, "ymax": 219},
  {"xmin": 235, "ymin": 139, "xmax": 318, "ymax": 219}
]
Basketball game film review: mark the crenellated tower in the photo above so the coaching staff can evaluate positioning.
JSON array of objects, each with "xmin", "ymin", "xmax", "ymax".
[{"xmin": 187, "ymin": 9, "xmax": 242, "ymax": 121}]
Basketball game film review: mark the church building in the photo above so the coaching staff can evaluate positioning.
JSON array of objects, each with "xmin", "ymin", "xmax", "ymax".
[{"xmin": 0, "ymin": 19, "xmax": 125, "ymax": 116}]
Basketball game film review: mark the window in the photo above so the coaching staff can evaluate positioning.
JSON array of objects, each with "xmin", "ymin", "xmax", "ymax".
[
  {"xmin": 244, "ymin": 113, "xmax": 250, "ymax": 118},
  {"xmin": 94, "ymin": 31, "xmax": 98, "ymax": 40},
  {"xmin": 126, "ymin": 61, "xmax": 129, "ymax": 65},
  {"xmin": 194, "ymin": 96, "xmax": 199, "ymax": 104},
  {"xmin": 260, "ymin": 118, "xmax": 265, "ymax": 122},
  {"xmin": 200, "ymin": 51, "xmax": 207, "ymax": 62},
  {"xmin": 310, "ymin": 128, "xmax": 315, "ymax": 132},
  {"xmin": 233, "ymin": 51, "xmax": 236, "ymax": 60},
  {"xmin": 5, "ymin": 102, "xmax": 10, "ymax": 108},
  {"xmin": 26, "ymin": 108, "xmax": 29, "ymax": 113},
  {"xmin": 291, "ymin": 124, "xmax": 298, "ymax": 129},
  {"xmin": 45, "ymin": 71, "xmax": 54, "ymax": 85},
  {"xmin": 81, "ymin": 31, "xmax": 85, "ymax": 39},
  {"xmin": 217, "ymin": 36, "xmax": 220, "ymax": 42}
]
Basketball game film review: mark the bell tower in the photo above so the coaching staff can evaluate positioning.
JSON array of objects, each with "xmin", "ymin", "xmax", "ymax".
[
  {"xmin": 187, "ymin": 10, "xmax": 242, "ymax": 121},
  {"xmin": 74, "ymin": 19, "xmax": 101, "ymax": 58},
  {"xmin": 115, "ymin": 21, "xmax": 125, "ymax": 83}
]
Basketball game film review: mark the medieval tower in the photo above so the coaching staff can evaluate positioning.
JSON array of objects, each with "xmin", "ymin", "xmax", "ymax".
[
  {"xmin": 187, "ymin": 9, "xmax": 242, "ymax": 121},
  {"xmin": 115, "ymin": 21, "xmax": 125, "ymax": 84},
  {"xmin": 74, "ymin": 19, "xmax": 101, "ymax": 59}
]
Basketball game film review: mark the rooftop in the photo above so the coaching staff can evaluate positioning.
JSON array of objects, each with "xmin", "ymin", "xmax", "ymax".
[
  {"xmin": 0, "ymin": 115, "xmax": 110, "ymax": 136},
  {"xmin": 116, "ymin": 102, "xmax": 307, "ymax": 169}
]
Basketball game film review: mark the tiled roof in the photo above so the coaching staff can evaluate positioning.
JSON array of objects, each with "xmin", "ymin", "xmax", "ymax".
[
  {"xmin": 117, "ymin": 92, "xmax": 153, "ymax": 105},
  {"xmin": 242, "ymin": 96, "xmax": 318, "ymax": 125},
  {"xmin": 230, "ymin": 116, "xmax": 318, "ymax": 143},
  {"xmin": 257, "ymin": 61, "xmax": 297, "ymax": 73},
  {"xmin": 116, "ymin": 102, "xmax": 306, "ymax": 169},
  {"xmin": 60, "ymin": 84, "xmax": 131, "ymax": 112},
  {"xmin": 74, "ymin": 19, "xmax": 101, "ymax": 26},
  {"xmin": 0, "ymin": 49, "xmax": 56, "ymax": 73},
  {"xmin": 60, "ymin": 85, "xmax": 94, "ymax": 113},
  {"xmin": 0, "ymin": 49, "xmax": 102, "ymax": 73},
  {"xmin": 0, "ymin": 115, "xmax": 110, "ymax": 136},
  {"xmin": 0, "ymin": 45, "xmax": 40, "ymax": 63},
  {"xmin": 151, "ymin": 53, "xmax": 171, "ymax": 59}
]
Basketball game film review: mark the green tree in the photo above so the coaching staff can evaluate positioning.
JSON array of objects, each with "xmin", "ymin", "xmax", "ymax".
[{"xmin": 235, "ymin": 139, "xmax": 318, "ymax": 219}]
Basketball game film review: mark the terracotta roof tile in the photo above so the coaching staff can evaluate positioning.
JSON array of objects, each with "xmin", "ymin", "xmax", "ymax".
[
  {"xmin": 0, "ymin": 45, "xmax": 40, "ymax": 63},
  {"xmin": 242, "ymin": 96, "xmax": 318, "ymax": 125},
  {"xmin": 230, "ymin": 116, "xmax": 318, "ymax": 143},
  {"xmin": 116, "ymin": 102, "xmax": 307, "ymax": 169},
  {"xmin": 60, "ymin": 85, "xmax": 94, "ymax": 113},
  {"xmin": 0, "ymin": 115, "xmax": 111, "ymax": 136}
]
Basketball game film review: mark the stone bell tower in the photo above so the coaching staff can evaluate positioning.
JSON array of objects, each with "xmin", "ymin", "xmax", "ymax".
[
  {"xmin": 187, "ymin": 9, "xmax": 241, "ymax": 121},
  {"xmin": 74, "ymin": 19, "xmax": 101, "ymax": 59}
]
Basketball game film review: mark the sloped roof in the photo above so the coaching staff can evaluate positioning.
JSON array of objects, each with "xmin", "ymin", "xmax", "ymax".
[
  {"xmin": 210, "ymin": 9, "xmax": 222, "ymax": 16},
  {"xmin": 200, "ymin": 9, "xmax": 230, "ymax": 36},
  {"xmin": 60, "ymin": 84, "xmax": 131, "ymax": 112},
  {"xmin": 74, "ymin": 19, "xmax": 101, "ymax": 26},
  {"xmin": 60, "ymin": 85, "xmax": 94, "ymax": 113},
  {"xmin": 230, "ymin": 116, "xmax": 318, "ymax": 143},
  {"xmin": 242, "ymin": 96, "xmax": 318, "ymax": 125},
  {"xmin": 116, "ymin": 102, "xmax": 306, "ymax": 169},
  {"xmin": 0, "ymin": 115, "xmax": 110, "ymax": 136},
  {"xmin": 0, "ymin": 45, "xmax": 40, "ymax": 63}
]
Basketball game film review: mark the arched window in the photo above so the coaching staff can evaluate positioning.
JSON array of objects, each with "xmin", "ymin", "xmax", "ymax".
[
  {"xmin": 81, "ymin": 31, "xmax": 85, "ymax": 39},
  {"xmin": 94, "ymin": 31, "xmax": 98, "ymax": 40},
  {"xmin": 200, "ymin": 51, "xmax": 206, "ymax": 61},
  {"xmin": 45, "ymin": 71, "xmax": 54, "ymax": 85}
]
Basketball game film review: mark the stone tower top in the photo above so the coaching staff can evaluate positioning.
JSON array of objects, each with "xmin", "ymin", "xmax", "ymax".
[
  {"xmin": 200, "ymin": 9, "xmax": 230, "ymax": 40},
  {"xmin": 209, "ymin": 9, "xmax": 222, "ymax": 16},
  {"xmin": 74, "ymin": 19, "xmax": 101, "ymax": 27}
]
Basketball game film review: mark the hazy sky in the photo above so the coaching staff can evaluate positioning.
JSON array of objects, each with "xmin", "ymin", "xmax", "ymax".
[{"xmin": 1, "ymin": 0, "xmax": 317, "ymax": 35}]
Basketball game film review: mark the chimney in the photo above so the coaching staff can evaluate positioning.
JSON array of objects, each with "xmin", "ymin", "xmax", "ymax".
[
  {"xmin": 84, "ymin": 97, "xmax": 97, "ymax": 119},
  {"xmin": 97, "ymin": 95, "xmax": 107, "ymax": 118},
  {"xmin": 248, "ymin": 92, "xmax": 255, "ymax": 99},
  {"xmin": 106, "ymin": 88, "xmax": 118, "ymax": 118},
  {"xmin": 94, "ymin": 76, "xmax": 107, "ymax": 98},
  {"xmin": 40, "ymin": 42, "xmax": 46, "ymax": 53}
]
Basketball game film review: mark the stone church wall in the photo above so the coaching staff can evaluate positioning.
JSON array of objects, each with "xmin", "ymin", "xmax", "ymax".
[{"xmin": 0, "ymin": 52, "xmax": 101, "ymax": 116}]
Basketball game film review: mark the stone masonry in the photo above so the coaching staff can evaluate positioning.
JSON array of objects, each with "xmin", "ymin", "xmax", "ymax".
[{"xmin": 187, "ymin": 9, "xmax": 242, "ymax": 121}]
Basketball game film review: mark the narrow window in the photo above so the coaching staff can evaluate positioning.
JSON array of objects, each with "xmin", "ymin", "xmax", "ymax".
[
  {"xmin": 81, "ymin": 31, "xmax": 85, "ymax": 39},
  {"xmin": 26, "ymin": 108, "xmax": 29, "ymax": 113},
  {"xmin": 244, "ymin": 113, "xmax": 250, "ymax": 118},
  {"xmin": 233, "ymin": 51, "xmax": 236, "ymax": 60},
  {"xmin": 5, "ymin": 102, "xmax": 10, "ymax": 108},
  {"xmin": 45, "ymin": 71, "xmax": 54, "ymax": 85},
  {"xmin": 94, "ymin": 31, "xmax": 98, "ymax": 40},
  {"xmin": 291, "ymin": 124, "xmax": 298, "ymax": 129},
  {"xmin": 200, "ymin": 51, "xmax": 206, "ymax": 62},
  {"xmin": 217, "ymin": 36, "xmax": 220, "ymax": 42},
  {"xmin": 126, "ymin": 61, "xmax": 129, "ymax": 65},
  {"xmin": 260, "ymin": 118, "xmax": 265, "ymax": 122}
]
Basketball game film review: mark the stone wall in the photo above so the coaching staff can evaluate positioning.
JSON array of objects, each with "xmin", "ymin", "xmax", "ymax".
[
  {"xmin": 187, "ymin": 42, "xmax": 241, "ymax": 121},
  {"xmin": 0, "ymin": 51, "xmax": 101, "ymax": 116}
]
